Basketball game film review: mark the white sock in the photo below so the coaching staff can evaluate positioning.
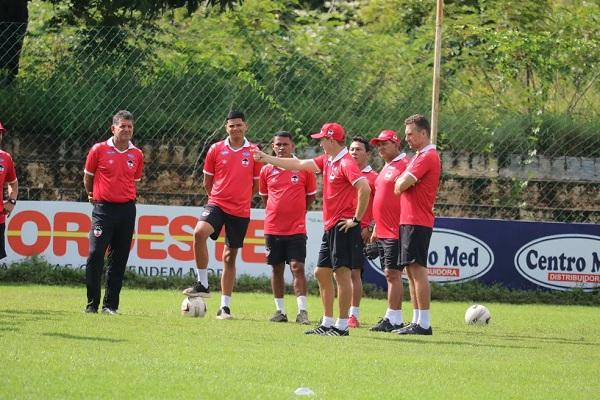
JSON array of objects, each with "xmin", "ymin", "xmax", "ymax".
[
  {"xmin": 322, "ymin": 316, "xmax": 335, "ymax": 327},
  {"xmin": 412, "ymin": 309, "xmax": 420, "ymax": 325},
  {"xmin": 220, "ymin": 295, "xmax": 231, "ymax": 309},
  {"xmin": 274, "ymin": 298, "xmax": 285, "ymax": 314},
  {"xmin": 386, "ymin": 308, "xmax": 404, "ymax": 326},
  {"xmin": 418, "ymin": 309, "xmax": 430, "ymax": 329},
  {"xmin": 196, "ymin": 269, "xmax": 208, "ymax": 287},
  {"xmin": 349, "ymin": 306, "xmax": 360, "ymax": 319},
  {"xmin": 297, "ymin": 296, "xmax": 307, "ymax": 312},
  {"xmin": 335, "ymin": 318, "xmax": 349, "ymax": 331}
]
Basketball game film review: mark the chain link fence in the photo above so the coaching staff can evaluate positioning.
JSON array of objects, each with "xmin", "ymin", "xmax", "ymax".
[{"xmin": 0, "ymin": 23, "xmax": 598, "ymax": 223}]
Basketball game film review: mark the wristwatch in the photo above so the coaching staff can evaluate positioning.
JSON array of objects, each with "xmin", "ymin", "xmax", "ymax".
[
  {"xmin": 352, "ymin": 216, "xmax": 360, "ymax": 224},
  {"xmin": 367, "ymin": 224, "xmax": 374, "ymax": 233},
  {"xmin": 7, "ymin": 199, "xmax": 16, "ymax": 205}
]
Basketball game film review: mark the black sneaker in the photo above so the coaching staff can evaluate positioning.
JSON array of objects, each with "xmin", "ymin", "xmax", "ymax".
[
  {"xmin": 270, "ymin": 310, "xmax": 288, "ymax": 322},
  {"xmin": 392, "ymin": 322, "xmax": 416, "ymax": 333},
  {"xmin": 84, "ymin": 306, "xmax": 98, "ymax": 314},
  {"xmin": 369, "ymin": 318, "xmax": 405, "ymax": 332},
  {"xmin": 216, "ymin": 306, "xmax": 232, "ymax": 320},
  {"xmin": 397, "ymin": 324, "xmax": 432, "ymax": 335},
  {"xmin": 182, "ymin": 282, "xmax": 211, "ymax": 298},
  {"xmin": 326, "ymin": 327, "xmax": 349, "ymax": 336},
  {"xmin": 304, "ymin": 325, "xmax": 332, "ymax": 335}
]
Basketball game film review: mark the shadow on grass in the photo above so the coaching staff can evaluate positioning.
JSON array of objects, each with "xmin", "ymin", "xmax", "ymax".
[
  {"xmin": 460, "ymin": 331, "xmax": 599, "ymax": 346},
  {"xmin": 0, "ymin": 309, "xmax": 71, "ymax": 316},
  {"xmin": 42, "ymin": 332, "xmax": 127, "ymax": 343},
  {"xmin": 365, "ymin": 334, "xmax": 542, "ymax": 350}
]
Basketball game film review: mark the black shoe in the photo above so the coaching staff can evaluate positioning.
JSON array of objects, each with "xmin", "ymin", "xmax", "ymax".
[
  {"xmin": 304, "ymin": 325, "xmax": 332, "ymax": 335},
  {"xmin": 101, "ymin": 307, "xmax": 119, "ymax": 315},
  {"xmin": 392, "ymin": 322, "xmax": 416, "ymax": 333},
  {"xmin": 84, "ymin": 306, "xmax": 97, "ymax": 314},
  {"xmin": 269, "ymin": 310, "xmax": 288, "ymax": 322},
  {"xmin": 369, "ymin": 318, "xmax": 405, "ymax": 332},
  {"xmin": 216, "ymin": 306, "xmax": 232, "ymax": 320},
  {"xmin": 397, "ymin": 324, "xmax": 432, "ymax": 335},
  {"xmin": 182, "ymin": 282, "xmax": 211, "ymax": 298},
  {"xmin": 326, "ymin": 327, "xmax": 349, "ymax": 336}
]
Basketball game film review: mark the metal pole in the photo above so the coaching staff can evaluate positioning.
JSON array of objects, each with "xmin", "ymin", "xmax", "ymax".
[{"xmin": 431, "ymin": 0, "xmax": 444, "ymax": 145}]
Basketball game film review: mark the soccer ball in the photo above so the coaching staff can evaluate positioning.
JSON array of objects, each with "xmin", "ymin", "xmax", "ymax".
[
  {"xmin": 181, "ymin": 297, "xmax": 207, "ymax": 318},
  {"xmin": 464, "ymin": 304, "xmax": 491, "ymax": 325}
]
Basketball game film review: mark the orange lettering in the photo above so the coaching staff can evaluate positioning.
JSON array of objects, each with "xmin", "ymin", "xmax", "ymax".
[
  {"xmin": 7, "ymin": 211, "xmax": 52, "ymax": 255},
  {"xmin": 137, "ymin": 215, "xmax": 168, "ymax": 260},
  {"xmin": 168, "ymin": 216, "xmax": 197, "ymax": 261},
  {"xmin": 53, "ymin": 212, "xmax": 91, "ymax": 257}
]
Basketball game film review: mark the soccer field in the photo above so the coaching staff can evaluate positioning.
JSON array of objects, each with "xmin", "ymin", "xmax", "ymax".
[{"xmin": 1, "ymin": 285, "xmax": 598, "ymax": 399}]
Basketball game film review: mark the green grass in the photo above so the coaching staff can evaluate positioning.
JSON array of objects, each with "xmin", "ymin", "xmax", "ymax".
[{"xmin": 1, "ymin": 285, "xmax": 599, "ymax": 399}]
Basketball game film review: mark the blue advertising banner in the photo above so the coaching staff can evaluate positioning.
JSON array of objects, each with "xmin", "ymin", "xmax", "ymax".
[{"xmin": 362, "ymin": 218, "xmax": 600, "ymax": 292}]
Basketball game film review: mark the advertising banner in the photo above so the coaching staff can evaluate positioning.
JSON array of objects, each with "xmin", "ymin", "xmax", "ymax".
[{"xmin": 4, "ymin": 202, "xmax": 600, "ymax": 292}]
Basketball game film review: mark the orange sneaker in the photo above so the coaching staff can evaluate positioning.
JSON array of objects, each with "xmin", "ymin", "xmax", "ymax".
[{"xmin": 348, "ymin": 315, "xmax": 360, "ymax": 328}]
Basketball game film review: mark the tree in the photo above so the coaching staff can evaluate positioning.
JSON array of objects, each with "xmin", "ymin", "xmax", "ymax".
[{"xmin": 0, "ymin": 0, "xmax": 29, "ymax": 84}]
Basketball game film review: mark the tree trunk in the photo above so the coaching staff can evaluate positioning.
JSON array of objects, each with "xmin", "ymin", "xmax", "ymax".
[{"xmin": 0, "ymin": 0, "xmax": 29, "ymax": 85}]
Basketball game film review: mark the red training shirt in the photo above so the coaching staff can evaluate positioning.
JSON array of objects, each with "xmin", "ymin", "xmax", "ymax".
[
  {"xmin": 203, "ymin": 138, "xmax": 262, "ymax": 218},
  {"xmin": 400, "ymin": 145, "xmax": 441, "ymax": 228},
  {"xmin": 84, "ymin": 138, "xmax": 144, "ymax": 203},
  {"xmin": 0, "ymin": 150, "xmax": 17, "ymax": 224},
  {"xmin": 259, "ymin": 164, "xmax": 317, "ymax": 235},
  {"xmin": 312, "ymin": 148, "xmax": 366, "ymax": 231},
  {"xmin": 373, "ymin": 153, "xmax": 409, "ymax": 239},
  {"xmin": 360, "ymin": 166, "xmax": 378, "ymax": 228}
]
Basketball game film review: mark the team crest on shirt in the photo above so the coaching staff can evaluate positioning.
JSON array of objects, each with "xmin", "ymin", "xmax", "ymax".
[
  {"xmin": 241, "ymin": 158, "xmax": 250, "ymax": 167},
  {"xmin": 384, "ymin": 169, "xmax": 394, "ymax": 180},
  {"xmin": 127, "ymin": 160, "xmax": 134, "ymax": 169},
  {"xmin": 108, "ymin": 159, "xmax": 114, "ymax": 164},
  {"xmin": 93, "ymin": 226, "xmax": 103, "ymax": 237},
  {"xmin": 291, "ymin": 175, "xmax": 299, "ymax": 184}
]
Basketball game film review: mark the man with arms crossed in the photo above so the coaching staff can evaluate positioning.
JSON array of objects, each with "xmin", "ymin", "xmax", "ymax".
[
  {"xmin": 394, "ymin": 115, "xmax": 441, "ymax": 335},
  {"xmin": 259, "ymin": 131, "xmax": 317, "ymax": 324},
  {"xmin": 254, "ymin": 123, "xmax": 371, "ymax": 336},
  {"xmin": 347, "ymin": 137, "xmax": 377, "ymax": 328},
  {"xmin": 84, "ymin": 110, "xmax": 144, "ymax": 314},
  {"xmin": 367, "ymin": 130, "xmax": 410, "ymax": 332},
  {"xmin": 183, "ymin": 111, "xmax": 262, "ymax": 320}
]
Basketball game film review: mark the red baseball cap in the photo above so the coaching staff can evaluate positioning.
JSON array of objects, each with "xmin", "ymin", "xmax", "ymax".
[
  {"xmin": 310, "ymin": 122, "xmax": 345, "ymax": 141},
  {"xmin": 0, "ymin": 121, "xmax": 5, "ymax": 135},
  {"xmin": 370, "ymin": 129, "xmax": 400, "ymax": 145}
]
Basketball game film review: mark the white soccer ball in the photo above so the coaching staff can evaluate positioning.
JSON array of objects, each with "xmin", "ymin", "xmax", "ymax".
[
  {"xmin": 181, "ymin": 297, "xmax": 207, "ymax": 318},
  {"xmin": 464, "ymin": 304, "xmax": 491, "ymax": 325}
]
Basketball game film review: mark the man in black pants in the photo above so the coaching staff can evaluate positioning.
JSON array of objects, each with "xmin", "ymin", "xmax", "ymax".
[{"xmin": 83, "ymin": 110, "xmax": 144, "ymax": 315}]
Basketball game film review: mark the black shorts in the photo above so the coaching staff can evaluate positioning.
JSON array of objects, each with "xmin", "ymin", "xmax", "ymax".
[
  {"xmin": 377, "ymin": 238, "xmax": 401, "ymax": 270},
  {"xmin": 400, "ymin": 225, "xmax": 433, "ymax": 267},
  {"xmin": 317, "ymin": 224, "xmax": 363, "ymax": 270},
  {"xmin": 265, "ymin": 234, "xmax": 307, "ymax": 265},
  {"xmin": 200, "ymin": 204, "xmax": 250, "ymax": 249},
  {"xmin": 0, "ymin": 223, "xmax": 6, "ymax": 259}
]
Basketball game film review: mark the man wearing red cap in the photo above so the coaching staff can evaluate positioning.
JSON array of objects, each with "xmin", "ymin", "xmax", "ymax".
[
  {"xmin": 0, "ymin": 121, "xmax": 19, "ymax": 260},
  {"xmin": 253, "ymin": 122, "xmax": 371, "ymax": 336},
  {"xmin": 367, "ymin": 130, "xmax": 411, "ymax": 333},
  {"xmin": 183, "ymin": 111, "xmax": 263, "ymax": 320},
  {"xmin": 394, "ymin": 115, "xmax": 441, "ymax": 335}
]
